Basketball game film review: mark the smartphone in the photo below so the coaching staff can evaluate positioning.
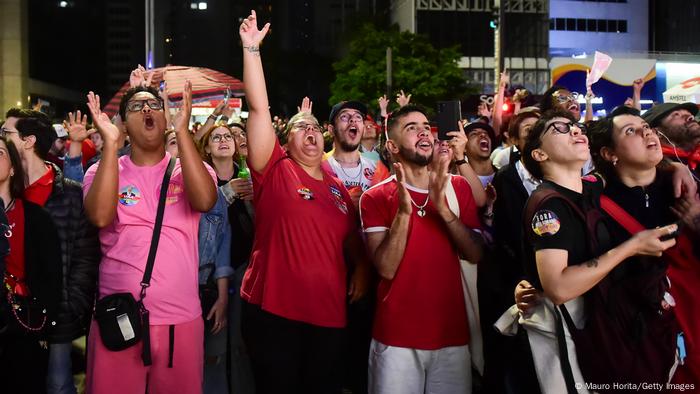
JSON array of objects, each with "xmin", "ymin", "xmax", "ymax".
[
  {"xmin": 660, "ymin": 221, "xmax": 683, "ymax": 242},
  {"xmin": 224, "ymin": 87, "xmax": 231, "ymax": 106},
  {"xmin": 437, "ymin": 101, "xmax": 462, "ymax": 140}
]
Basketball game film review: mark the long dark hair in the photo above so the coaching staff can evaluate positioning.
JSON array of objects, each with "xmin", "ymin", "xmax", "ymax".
[{"xmin": 0, "ymin": 136, "xmax": 26, "ymax": 199}]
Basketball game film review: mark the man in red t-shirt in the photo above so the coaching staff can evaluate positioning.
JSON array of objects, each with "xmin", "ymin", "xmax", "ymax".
[{"xmin": 360, "ymin": 105, "xmax": 483, "ymax": 394}]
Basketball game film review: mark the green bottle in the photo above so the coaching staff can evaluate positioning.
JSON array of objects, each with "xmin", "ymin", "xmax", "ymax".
[{"xmin": 237, "ymin": 156, "xmax": 250, "ymax": 180}]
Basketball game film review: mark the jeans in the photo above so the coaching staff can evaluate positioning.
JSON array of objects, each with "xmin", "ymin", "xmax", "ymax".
[{"xmin": 47, "ymin": 342, "xmax": 77, "ymax": 394}]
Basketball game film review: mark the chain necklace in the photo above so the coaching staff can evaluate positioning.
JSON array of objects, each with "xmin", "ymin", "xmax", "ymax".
[
  {"xmin": 335, "ymin": 157, "xmax": 363, "ymax": 181},
  {"xmin": 409, "ymin": 187, "xmax": 430, "ymax": 217}
]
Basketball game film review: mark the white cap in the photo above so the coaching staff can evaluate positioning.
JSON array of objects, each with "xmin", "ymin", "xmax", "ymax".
[{"xmin": 53, "ymin": 124, "xmax": 68, "ymax": 138}]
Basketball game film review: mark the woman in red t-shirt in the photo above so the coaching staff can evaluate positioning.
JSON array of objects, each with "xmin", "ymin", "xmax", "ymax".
[
  {"xmin": 0, "ymin": 135, "xmax": 62, "ymax": 392},
  {"xmin": 239, "ymin": 11, "xmax": 371, "ymax": 394}
]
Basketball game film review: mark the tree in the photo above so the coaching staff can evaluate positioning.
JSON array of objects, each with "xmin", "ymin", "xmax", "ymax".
[{"xmin": 329, "ymin": 24, "xmax": 471, "ymax": 114}]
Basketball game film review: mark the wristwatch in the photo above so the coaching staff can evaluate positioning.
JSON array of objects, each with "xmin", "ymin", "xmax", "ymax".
[{"xmin": 455, "ymin": 158, "xmax": 468, "ymax": 166}]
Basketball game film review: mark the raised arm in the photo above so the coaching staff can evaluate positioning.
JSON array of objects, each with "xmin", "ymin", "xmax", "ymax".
[
  {"xmin": 84, "ymin": 92, "xmax": 121, "ymax": 228},
  {"xmin": 240, "ymin": 10, "xmax": 275, "ymax": 173},
  {"xmin": 492, "ymin": 70, "xmax": 509, "ymax": 137},
  {"xmin": 175, "ymin": 80, "xmax": 217, "ymax": 212},
  {"xmin": 632, "ymin": 78, "xmax": 644, "ymax": 111}
]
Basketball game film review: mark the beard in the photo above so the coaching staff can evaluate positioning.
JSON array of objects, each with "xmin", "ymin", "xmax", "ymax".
[
  {"xmin": 339, "ymin": 139, "xmax": 360, "ymax": 152},
  {"xmin": 664, "ymin": 123, "xmax": 700, "ymax": 150},
  {"xmin": 399, "ymin": 145, "xmax": 432, "ymax": 166}
]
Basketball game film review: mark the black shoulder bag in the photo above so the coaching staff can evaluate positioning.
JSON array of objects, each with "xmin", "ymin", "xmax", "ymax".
[{"xmin": 94, "ymin": 157, "xmax": 175, "ymax": 366}]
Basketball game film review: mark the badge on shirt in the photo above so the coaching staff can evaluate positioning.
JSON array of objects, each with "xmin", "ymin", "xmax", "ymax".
[
  {"xmin": 363, "ymin": 168, "xmax": 375, "ymax": 180},
  {"xmin": 531, "ymin": 210, "xmax": 561, "ymax": 236},
  {"xmin": 329, "ymin": 185, "xmax": 343, "ymax": 200},
  {"xmin": 297, "ymin": 187, "xmax": 314, "ymax": 200},
  {"xmin": 118, "ymin": 185, "xmax": 141, "ymax": 206},
  {"xmin": 165, "ymin": 182, "xmax": 183, "ymax": 205}
]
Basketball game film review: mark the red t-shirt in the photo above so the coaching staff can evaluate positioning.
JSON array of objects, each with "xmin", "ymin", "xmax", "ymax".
[
  {"xmin": 359, "ymin": 174, "xmax": 480, "ymax": 349},
  {"xmin": 240, "ymin": 141, "xmax": 358, "ymax": 328},
  {"xmin": 25, "ymin": 165, "xmax": 54, "ymax": 207},
  {"xmin": 5, "ymin": 199, "xmax": 27, "ymax": 296}
]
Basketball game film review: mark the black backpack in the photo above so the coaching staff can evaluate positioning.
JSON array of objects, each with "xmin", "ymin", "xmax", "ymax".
[{"xmin": 524, "ymin": 183, "xmax": 678, "ymax": 394}]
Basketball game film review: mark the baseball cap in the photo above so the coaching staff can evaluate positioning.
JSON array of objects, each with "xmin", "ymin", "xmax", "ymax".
[
  {"xmin": 328, "ymin": 101, "xmax": 367, "ymax": 124},
  {"xmin": 53, "ymin": 124, "xmax": 68, "ymax": 138},
  {"xmin": 642, "ymin": 102, "xmax": 698, "ymax": 127},
  {"xmin": 464, "ymin": 121, "xmax": 496, "ymax": 142}
]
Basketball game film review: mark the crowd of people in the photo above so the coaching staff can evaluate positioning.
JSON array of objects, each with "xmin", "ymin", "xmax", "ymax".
[{"xmin": 1, "ymin": 9, "xmax": 700, "ymax": 394}]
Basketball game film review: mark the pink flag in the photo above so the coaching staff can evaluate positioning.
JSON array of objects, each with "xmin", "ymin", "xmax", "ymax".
[{"xmin": 586, "ymin": 51, "xmax": 613, "ymax": 90}]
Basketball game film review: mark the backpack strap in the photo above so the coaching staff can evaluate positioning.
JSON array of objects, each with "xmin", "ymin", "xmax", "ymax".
[
  {"xmin": 524, "ymin": 185, "xmax": 590, "ymax": 394},
  {"xmin": 599, "ymin": 195, "xmax": 645, "ymax": 234}
]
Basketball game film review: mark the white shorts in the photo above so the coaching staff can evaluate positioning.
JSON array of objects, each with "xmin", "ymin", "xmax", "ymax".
[{"xmin": 368, "ymin": 339, "xmax": 471, "ymax": 394}]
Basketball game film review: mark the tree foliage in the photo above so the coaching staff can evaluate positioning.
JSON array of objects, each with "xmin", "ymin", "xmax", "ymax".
[{"xmin": 329, "ymin": 24, "xmax": 471, "ymax": 114}]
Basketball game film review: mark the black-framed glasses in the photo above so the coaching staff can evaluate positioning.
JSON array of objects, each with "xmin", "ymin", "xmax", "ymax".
[
  {"xmin": 210, "ymin": 133, "xmax": 234, "ymax": 143},
  {"xmin": 544, "ymin": 121, "xmax": 587, "ymax": 136},
  {"xmin": 126, "ymin": 99, "xmax": 163, "ymax": 112},
  {"xmin": 0, "ymin": 127, "xmax": 18, "ymax": 137}
]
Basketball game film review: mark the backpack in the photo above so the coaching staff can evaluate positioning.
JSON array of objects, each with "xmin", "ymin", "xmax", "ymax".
[{"xmin": 524, "ymin": 183, "xmax": 677, "ymax": 394}]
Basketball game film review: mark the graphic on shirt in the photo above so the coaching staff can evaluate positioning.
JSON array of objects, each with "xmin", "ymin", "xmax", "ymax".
[
  {"xmin": 329, "ymin": 185, "xmax": 343, "ymax": 199},
  {"xmin": 165, "ymin": 182, "xmax": 183, "ymax": 205},
  {"xmin": 329, "ymin": 185, "xmax": 348, "ymax": 214},
  {"xmin": 532, "ymin": 210, "xmax": 561, "ymax": 236},
  {"xmin": 118, "ymin": 185, "xmax": 141, "ymax": 206},
  {"xmin": 363, "ymin": 167, "xmax": 376, "ymax": 180},
  {"xmin": 297, "ymin": 187, "xmax": 314, "ymax": 200}
]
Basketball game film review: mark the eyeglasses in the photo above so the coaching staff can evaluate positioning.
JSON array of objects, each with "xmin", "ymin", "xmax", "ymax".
[
  {"xmin": 553, "ymin": 92, "xmax": 579, "ymax": 104},
  {"xmin": 210, "ymin": 133, "xmax": 234, "ymax": 143},
  {"xmin": 338, "ymin": 113, "xmax": 364, "ymax": 123},
  {"xmin": 544, "ymin": 121, "xmax": 587, "ymax": 136},
  {"xmin": 293, "ymin": 123, "xmax": 322, "ymax": 133},
  {"xmin": 126, "ymin": 99, "xmax": 163, "ymax": 112},
  {"xmin": 0, "ymin": 128, "xmax": 18, "ymax": 137}
]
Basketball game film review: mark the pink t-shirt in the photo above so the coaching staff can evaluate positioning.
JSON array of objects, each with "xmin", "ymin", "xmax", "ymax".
[{"xmin": 83, "ymin": 153, "xmax": 216, "ymax": 325}]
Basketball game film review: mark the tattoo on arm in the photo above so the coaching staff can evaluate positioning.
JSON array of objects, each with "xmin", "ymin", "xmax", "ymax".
[
  {"xmin": 244, "ymin": 45, "xmax": 260, "ymax": 55},
  {"xmin": 586, "ymin": 258, "xmax": 599, "ymax": 268}
]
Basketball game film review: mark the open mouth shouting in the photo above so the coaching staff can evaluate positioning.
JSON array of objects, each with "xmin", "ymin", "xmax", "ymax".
[
  {"xmin": 347, "ymin": 125, "xmax": 359, "ymax": 140},
  {"xmin": 417, "ymin": 138, "xmax": 433, "ymax": 153},
  {"xmin": 144, "ymin": 114, "xmax": 155, "ymax": 130},
  {"xmin": 304, "ymin": 134, "xmax": 317, "ymax": 146},
  {"xmin": 478, "ymin": 137, "xmax": 490, "ymax": 152}
]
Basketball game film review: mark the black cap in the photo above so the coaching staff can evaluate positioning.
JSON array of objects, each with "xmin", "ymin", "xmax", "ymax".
[
  {"xmin": 642, "ymin": 102, "xmax": 698, "ymax": 127},
  {"xmin": 464, "ymin": 121, "xmax": 496, "ymax": 142},
  {"xmin": 328, "ymin": 100, "xmax": 368, "ymax": 123}
]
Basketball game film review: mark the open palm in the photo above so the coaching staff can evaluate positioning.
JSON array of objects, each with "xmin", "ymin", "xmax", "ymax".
[
  {"xmin": 239, "ymin": 10, "xmax": 270, "ymax": 47},
  {"xmin": 86, "ymin": 91, "xmax": 121, "ymax": 144}
]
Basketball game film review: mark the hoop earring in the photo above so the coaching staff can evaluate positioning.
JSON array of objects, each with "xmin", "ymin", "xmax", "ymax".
[{"xmin": 613, "ymin": 158, "xmax": 618, "ymax": 166}]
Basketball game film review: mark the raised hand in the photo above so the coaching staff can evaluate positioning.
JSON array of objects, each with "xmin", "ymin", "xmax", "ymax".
[
  {"xmin": 429, "ymin": 153, "xmax": 452, "ymax": 216},
  {"xmin": 129, "ymin": 65, "xmax": 149, "ymax": 88},
  {"xmin": 633, "ymin": 78, "xmax": 645, "ymax": 92},
  {"xmin": 86, "ymin": 92, "xmax": 121, "ymax": 144},
  {"xmin": 447, "ymin": 120, "xmax": 468, "ymax": 161},
  {"xmin": 65, "ymin": 110, "xmax": 89, "ymax": 142},
  {"xmin": 477, "ymin": 102, "xmax": 491, "ymax": 118},
  {"xmin": 174, "ymin": 80, "xmax": 192, "ymax": 133},
  {"xmin": 378, "ymin": 94, "xmax": 389, "ymax": 117},
  {"xmin": 212, "ymin": 99, "xmax": 226, "ymax": 117},
  {"xmin": 297, "ymin": 96, "xmax": 313, "ymax": 114},
  {"xmin": 396, "ymin": 90, "xmax": 411, "ymax": 107},
  {"xmin": 239, "ymin": 10, "xmax": 271, "ymax": 48},
  {"xmin": 222, "ymin": 104, "xmax": 235, "ymax": 119},
  {"xmin": 394, "ymin": 162, "xmax": 413, "ymax": 216},
  {"xmin": 499, "ymin": 69, "xmax": 510, "ymax": 88}
]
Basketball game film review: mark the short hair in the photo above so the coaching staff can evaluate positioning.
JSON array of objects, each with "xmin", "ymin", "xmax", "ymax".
[
  {"xmin": 281, "ymin": 112, "xmax": 321, "ymax": 146},
  {"xmin": 588, "ymin": 106, "xmax": 642, "ymax": 178},
  {"xmin": 507, "ymin": 110, "xmax": 540, "ymax": 143},
  {"xmin": 119, "ymin": 86, "xmax": 163, "ymax": 120},
  {"xmin": 0, "ymin": 137, "xmax": 25, "ymax": 199},
  {"xmin": 538, "ymin": 85, "xmax": 568, "ymax": 113},
  {"xmin": 15, "ymin": 116, "xmax": 56, "ymax": 160},
  {"xmin": 5, "ymin": 108, "xmax": 50, "ymax": 124},
  {"xmin": 386, "ymin": 104, "xmax": 429, "ymax": 140},
  {"xmin": 522, "ymin": 109, "xmax": 576, "ymax": 180}
]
